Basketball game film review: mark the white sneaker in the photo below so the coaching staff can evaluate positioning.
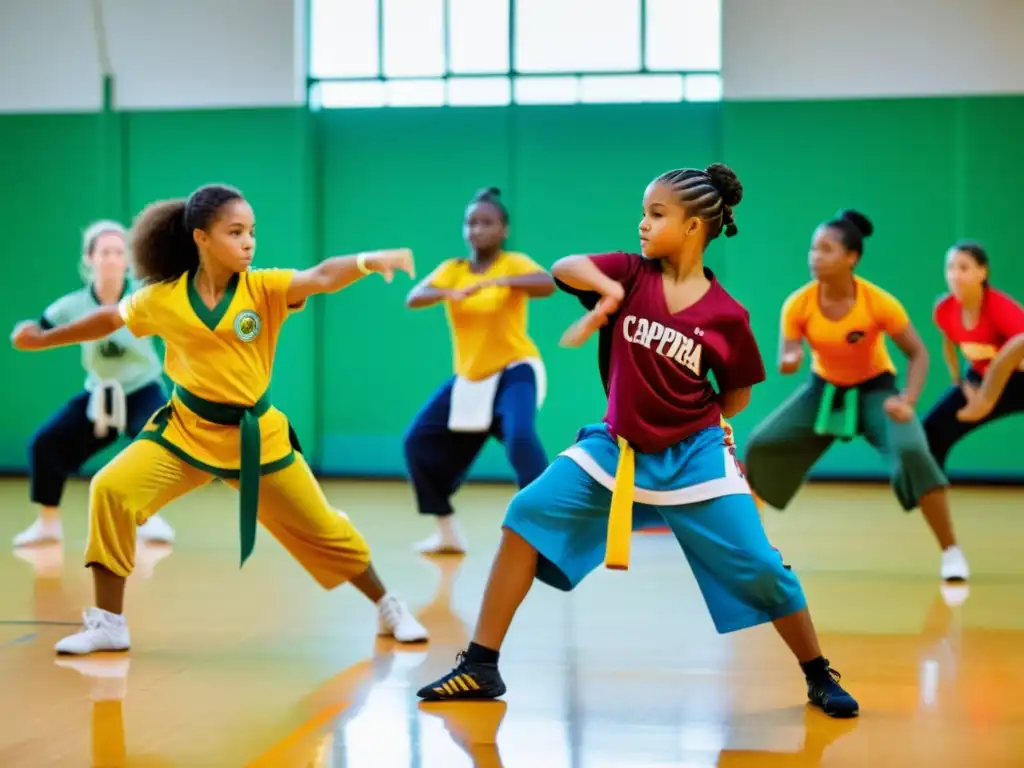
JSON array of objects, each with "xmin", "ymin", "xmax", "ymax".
[
  {"xmin": 940, "ymin": 546, "xmax": 970, "ymax": 582},
  {"xmin": 414, "ymin": 517, "xmax": 467, "ymax": 554},
  {"xmin": 55, "ymin": 607, "xmax": 131, "ymax": 655},
  {"xmin": 377, "ymin": 595, "xmax": 429, "ymax": 643},
  {"xmin": 13, "ymin": 518, "xmax": 63, "ymax": 547},
  {"xmin": 137, "ymin": 515, "xmax": 175, "ymax": 543}
]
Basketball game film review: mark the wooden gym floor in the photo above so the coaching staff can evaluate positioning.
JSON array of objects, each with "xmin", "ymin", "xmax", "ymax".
[{"xmin": 0, "ymin": 476, "xmax": 1021, "ymax": 767}]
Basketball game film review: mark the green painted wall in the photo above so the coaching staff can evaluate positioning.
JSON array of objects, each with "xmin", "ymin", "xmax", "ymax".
[{"xmin": 1, "ymin": 97, "xmax": 1021, "ymax": 482}]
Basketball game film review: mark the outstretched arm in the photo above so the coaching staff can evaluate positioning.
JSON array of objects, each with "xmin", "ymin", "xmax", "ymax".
[
  {"xmin": 11, "ymin": 305, "xmax": 124, "ymax": 351},
  {"xmin": 286, "ymin": 249, "xmax": 414, "ymax": 306}
]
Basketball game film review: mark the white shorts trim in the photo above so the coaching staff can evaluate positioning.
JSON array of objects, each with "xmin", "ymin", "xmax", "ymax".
[{"xmin": 559, "ymin": 444, "xmax": 751, "ymax": 507}]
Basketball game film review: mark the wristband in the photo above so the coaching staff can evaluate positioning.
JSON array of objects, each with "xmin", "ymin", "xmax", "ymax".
[{"xmin": 356, "ymin": 252, "xmax": 372, "ymax": 275}]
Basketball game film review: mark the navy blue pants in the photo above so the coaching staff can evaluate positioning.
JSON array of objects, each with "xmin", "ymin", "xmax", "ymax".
[
  {"xmin": 28, "ymin": 382, "xmax": 167, "ymax": 507},
  {"xmin": 403, "ymin": 364, "xmax": 549, "ymax": 516},
  {"xmin": 923, "ymin": 369, "xmax": 1024, "ymax": 469}
]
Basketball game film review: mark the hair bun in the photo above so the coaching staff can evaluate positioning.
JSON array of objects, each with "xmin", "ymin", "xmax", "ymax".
[
  {"xmin": 474, "ymin": 186, "xmax": 502, "ymax": 201},
  {"xmin": 837, "ymin": 208, "xmax": 873, "ymax": 238},
  {"xmin": 705, "ymin": 163, "xmax": 743, "ymax": 208}
]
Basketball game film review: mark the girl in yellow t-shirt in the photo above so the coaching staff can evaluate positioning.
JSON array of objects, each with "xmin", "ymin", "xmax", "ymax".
[
  {"xmin": 743, "ymin": 209, "xmax": 967, "ymax": 582},
  {"xmin": 404, "ymin": 187, "xmax": 555, "ymax": 554},
  {"xmin": 11, "ymin": 183, "xmax": 429, "ymax": 655}
]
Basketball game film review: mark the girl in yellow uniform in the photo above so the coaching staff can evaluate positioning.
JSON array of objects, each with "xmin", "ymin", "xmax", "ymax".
[
  {"xmin": 743, "ymin": 209, "xmax": 967, "ymax": 581},
  {"xmin": 11, "ymin": 183, "xmax": 430, "ymax": 654},
  {"xmin": 404, "ymin": 187, "xmax": 555, "ymax": 554}
]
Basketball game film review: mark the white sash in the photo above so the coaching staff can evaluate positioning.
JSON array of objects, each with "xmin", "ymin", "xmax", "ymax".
[
  {"xmin": 447, "ymin": 358, "xmax": 547, "ymax": 433},
  {"xmin": 87, "ymin": 379, "xmax": 127, "ymax": 439}
]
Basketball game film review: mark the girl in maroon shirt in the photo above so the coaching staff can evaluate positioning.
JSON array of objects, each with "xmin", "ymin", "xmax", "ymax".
[
  {"xmin": 416, "ymin": 164, "xmax": 858, "ymax": 719},
  {"xmin": 924, "ymin": 241, "xmax": 1024, "ymax": 471}
]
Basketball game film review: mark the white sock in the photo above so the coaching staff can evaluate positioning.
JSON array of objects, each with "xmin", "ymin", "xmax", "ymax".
[
  {"xmin": 438, "ymin": 516, "xmax": 458, "ymax": 538},
  {"xmin": 375, "ymin": 593, "xmax": 392, "ymax": 607}
]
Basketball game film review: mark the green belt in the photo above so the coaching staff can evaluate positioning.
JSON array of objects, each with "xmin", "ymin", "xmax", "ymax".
[
  {"xmin": 813, "ymin": 382, "xmax": 859, "ymax": 441},
  {"xmin": 811, "ymin": 372, "xmax": 896, "ymax": 441},
  {"xmin": 174, "ymin": 384, "xmax": 270, "ymax": 567}
]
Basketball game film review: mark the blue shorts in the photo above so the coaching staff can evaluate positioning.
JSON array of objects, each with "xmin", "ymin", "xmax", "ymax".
[{"xmin": 503, "ymin": 424, "xmax": 806, "ymax": 634}]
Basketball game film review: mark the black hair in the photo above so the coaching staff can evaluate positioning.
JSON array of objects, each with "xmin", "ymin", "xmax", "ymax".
[
  {"xmin": 469, "ymin": 186, "xmax": 509, "ymax": 225},
  {"xmin": 130, "ymin": 184, "xmax": 244, "ymax": 284},
  {"xmin": 655, "ymin": 163, "xmax": 743, "ymax": 242},
  {"xmin": 950, "ymin": 239, "xmax": 990, "ymax": 287},
  {"xmin": 824, "ymin": 209, "xmax": 874, "ymax": 255},
  {"xmin": 951, "ymin": 239, "xmax": 989, "ymax": 269}
]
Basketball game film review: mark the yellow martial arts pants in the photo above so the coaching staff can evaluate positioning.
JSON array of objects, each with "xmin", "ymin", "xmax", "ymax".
[{"xmin": 85, "ymin": 439, "xmax": 371, "ymax": 587}]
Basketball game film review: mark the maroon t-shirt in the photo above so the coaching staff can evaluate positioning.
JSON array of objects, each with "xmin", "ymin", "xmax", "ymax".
[{"xmin": 589, "ymin": 252, "xmax": 766, "ymax": 453}]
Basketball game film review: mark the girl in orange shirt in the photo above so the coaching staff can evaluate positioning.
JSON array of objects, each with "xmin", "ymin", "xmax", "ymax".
[
  {"xmin": 404, "ymin": 188, "xmax": 556, "ymax": 554},
  {"xmin": 744, "ymin": 210, "xmax": 966, "ymax": 582}
]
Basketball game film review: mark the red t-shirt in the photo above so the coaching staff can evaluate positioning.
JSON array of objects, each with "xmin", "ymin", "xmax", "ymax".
[
  {"xmin": 933, "ymin": 287, "xmax": 1024, "ymax": 375},
  {"xmin": 589, "ymin": 252, "xmax": 766, "ymax": 453}
]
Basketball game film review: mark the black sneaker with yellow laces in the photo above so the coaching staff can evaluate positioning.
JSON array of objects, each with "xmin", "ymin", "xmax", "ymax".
[{"xmin": 417, "ymin": 650, "xmax": 507, "ymax": 701}]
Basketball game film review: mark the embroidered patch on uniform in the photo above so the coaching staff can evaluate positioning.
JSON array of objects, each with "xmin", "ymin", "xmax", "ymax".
[{"xmin": 234, "ymin": 310, "xmax": 261, "ymax": 342}]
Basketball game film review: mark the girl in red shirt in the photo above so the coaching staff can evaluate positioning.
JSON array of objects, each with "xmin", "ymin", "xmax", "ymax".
[{"xmin": 924, "ymin": 241, "xmax": 1024, "ymax": 471}]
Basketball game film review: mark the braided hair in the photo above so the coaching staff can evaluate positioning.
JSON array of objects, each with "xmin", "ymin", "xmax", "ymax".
[{"xmin": 655, "ymin": 163, "xmax": 743, "ymax": 242}]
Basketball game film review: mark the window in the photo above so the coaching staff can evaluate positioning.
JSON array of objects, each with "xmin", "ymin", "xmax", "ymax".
[
  {"xmin": 513, "ymin": 0, "xmax": 641, "ymax": 73},
  {"xmin": 645, "ymin": 0, "xmax": 721, "ymax": 71},
  {"xmin": 382, "ymin": 0, "xmax": 445, "ymax": 77},
  {"xmin": 309, "ymin": 0, "xmax": 722, "ymax": 108},
  {"xmin": 448, "ymin": 0, "xmax": 510, "ymax": 74},
  {"xmin": 309, "ymin": 0, "xmax": 379, "ymax": 79}
]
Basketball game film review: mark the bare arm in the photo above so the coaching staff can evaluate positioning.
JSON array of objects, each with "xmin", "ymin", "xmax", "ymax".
[
  {"xmin": 492, "ymin": 272, "xmax": 556, "ymax": 298},
  {"xmin": 719, "ymin": 387, "xmax": 752, "ymax": 418},
  {"xmin": 976, "ymin": 332, "xmax": 1024, "ymax": 402},
  {"xmin": 11, "ymin": 305, "xmax": 124, "ymax": 351},
  {"xmin": 551, "ymin": 255, "xmax": 623, "ymax": 298},
  {"xmin": 941, "ymin": 336, "xmax": 961, "ymax": 385},
  {"xmin": 286, "ymin": 249, "xmax": 414, "ymax": 305},
  {"xmin": 778, "ymin": 338, "xmax": 804, "ymax": 375},
  {"xmin": 406, "ymin": 276, "xmax": 453, "ymax": 309},
  {"xmin": 889, "ymin": 323, "xmax": 929, "ymax": 407}
]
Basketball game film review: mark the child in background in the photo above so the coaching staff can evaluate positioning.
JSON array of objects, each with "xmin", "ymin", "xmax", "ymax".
[
  {"xmin": 14, "ymin": 220, "xmax": 173, "ymax": 548},
  {"xmin": 744, "ymin": 210, "xmax": 967, "ymax": 582},
  {"xmin": 404, "ymin": 187, "xmax": 555, "ymax": 554}
]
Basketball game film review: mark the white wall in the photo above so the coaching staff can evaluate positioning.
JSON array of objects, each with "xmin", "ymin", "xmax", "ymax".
[
  {"xmin": 1, "ymin": 0, "xmax": 1022, "ymax": 112},
  {"xmin": 723, "ymin": 0, "xmax": 1024, "ymax": 100},
  {"xmin": 0, "ymin": 0, "xmax": 305, "ymax": 112}
]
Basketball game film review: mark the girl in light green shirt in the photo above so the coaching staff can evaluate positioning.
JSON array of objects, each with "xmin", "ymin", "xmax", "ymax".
[{"xmin": 14, "ymin": 221, "xmax": 175, "ymax": 548}]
